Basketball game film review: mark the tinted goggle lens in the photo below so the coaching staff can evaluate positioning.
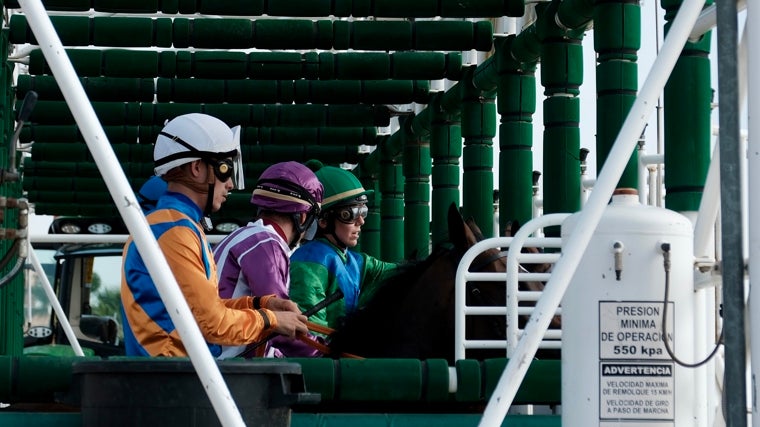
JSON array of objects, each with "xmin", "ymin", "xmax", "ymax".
[
  {"xmin": 211, "ymin": 159, "xmax": 235, "ymax": 182},
  {"xmin": 336, "ymin": 205, "xmax": 368, "ymax": 224}
]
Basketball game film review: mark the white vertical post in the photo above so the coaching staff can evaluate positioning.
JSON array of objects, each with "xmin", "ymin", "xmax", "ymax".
[
  {"xmin": 747, "ymin": 0, "xmax": 760, "ymax": 424},
  {"xmin": 478, "ymin": 0, "xmax": 706, "ymax": 424},
  {"xmin": 17, "ymin": 2, "xmax": 245, "ymax": 426}
]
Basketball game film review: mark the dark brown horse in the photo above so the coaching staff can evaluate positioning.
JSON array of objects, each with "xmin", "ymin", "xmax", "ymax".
[{"xmin": 327, "ymin": 204, "xmax": 555, "ymax": 363}]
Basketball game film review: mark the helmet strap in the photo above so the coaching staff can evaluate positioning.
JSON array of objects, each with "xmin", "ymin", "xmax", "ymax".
[
  {"xmin": 202, "ymin": 163, "xmax": 216, "ymax": 231},
  {"xmin": 324, "ymin": 214, "xmax": 348, "ymax": 250},
  {"xmin": 288, "ymin": 214, "xmax": 303, "ymax": 249}
]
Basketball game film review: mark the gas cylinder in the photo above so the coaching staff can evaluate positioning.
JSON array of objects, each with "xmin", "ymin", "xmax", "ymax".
[{"xmin": 561, "ymin": 191, "xmax": 700, "ymax": 426}]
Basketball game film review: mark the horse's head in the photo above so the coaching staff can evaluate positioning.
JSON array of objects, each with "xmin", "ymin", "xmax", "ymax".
[{"xmin": 328, "ymin": 204, "xmax": 511, "ymax": 363}]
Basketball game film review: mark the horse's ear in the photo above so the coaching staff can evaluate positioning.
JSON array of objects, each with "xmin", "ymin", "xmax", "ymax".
[{"xmin": 448, "ymin": 203, "xmax": 478, "ymax": 250}]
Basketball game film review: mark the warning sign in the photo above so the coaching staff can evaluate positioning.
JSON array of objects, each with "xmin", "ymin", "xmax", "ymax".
[
  {"xmin": 600, "ymin": 362, "xmax": 675, "ymax": 421},
  {"xmin": 599, "ymin": 301, "xmax": 674, "ymax": 360}
]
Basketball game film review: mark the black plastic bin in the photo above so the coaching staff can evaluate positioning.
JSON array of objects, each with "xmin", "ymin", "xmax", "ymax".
[{"xmin": 67, "ymin": 359, "xmax": 319, "ymax": 427}]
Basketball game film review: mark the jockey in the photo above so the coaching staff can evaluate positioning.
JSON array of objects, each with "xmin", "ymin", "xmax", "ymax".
[
  {"xmin": 289, "ymin": 165, "xmax": 406, "ymax": 330},
  {"xmin": 121, "ymin": 113, "xmax": 308, "ymax": 357},
  {"xmin": 214, "ymin": 161, "xmax": 325, "ymax": 358}
]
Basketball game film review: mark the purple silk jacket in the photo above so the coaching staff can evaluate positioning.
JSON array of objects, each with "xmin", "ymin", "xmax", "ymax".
[{"xmin": 214, "ymin": 218, "xmax": 321, "ymax": 358}]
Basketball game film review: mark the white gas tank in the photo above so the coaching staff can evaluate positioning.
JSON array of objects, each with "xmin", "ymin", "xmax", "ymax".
[{"xmin": 561, "ymin": 192, "xmax": 700, "ymax": 427}]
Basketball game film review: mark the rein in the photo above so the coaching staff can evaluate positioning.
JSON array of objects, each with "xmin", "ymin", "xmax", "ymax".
[
  {"xmin": 299, "ymin": 321, "xmax": 363, "ymax": 359},
  {"xmin": 237, "ymin": 290, "xmax": 345, "ymax": 359}
]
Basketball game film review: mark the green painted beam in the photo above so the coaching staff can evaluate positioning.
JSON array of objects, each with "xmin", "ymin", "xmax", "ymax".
[
  {"xmin": 356, "ymin": 168, "xmax": 382, "ymax": 257},
  {"xmin": 21, "ymin": 125, "xmax": 378, "ymax": 146},
  {"xmin": 4, "ymin": 0, "xmax": 526, "ymax": 18},
  {"xmin": 494, "ymin": 36, "xmax": 538, "ymax": 232},
  {"xmin": 0, "ymin": 30, "xmax": 22, "ymax": 358},
  {"xmin": 11, "ymin": 15, "xmax": 493, "ymax": 52},
  {"xmin": 429, "ymin": 94, "xmax": 463, "ymax": 246},
  {"xmin": 17, "ymin": 75, "xmax": 432, "ymax": 105},
  {"xmin": 292, "ymin": 414, "xmax": 560, "ymax": 427},
  {"xmin": 28, "ymin": 143, "xmax": 365, "ymax": 165},
  {"xmin": 21, "ymin": 101, "xmax": 391, "ymax": 128},
  {"xmin": 662, "ymin": 0, "xmax": 713, "ymax": 211},
  {"xmin": 594, "ymin": 0, "xmax": 641, "ymax": 191},
  {"xmin": 27, "ymin": 49, "xmax": 463, "ymax": 80},
  {"xmin": 380, "ymin": 150, "xmax": 405, "ymax": 262},
  {"xmin": 0, "ymin": 356, "xmax": 560, "ymax": 405},
  {"xmin": 402, "ymin": 125, "xmax": 432, "ymax": 259},
  {"xmin": 461, "ymin": 67, "xmax": 497, "ymax": 238}
]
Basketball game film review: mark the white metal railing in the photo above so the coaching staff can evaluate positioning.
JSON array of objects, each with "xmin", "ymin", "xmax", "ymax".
[
  {"xmin": 505, "ymin": 214, "xmax": 568, "ymax": 357},
  {"xmin": 453, "ymin": 221, "xmax": 564, "ymax": 361},
  {"xmin": 29, "ymin": 234, "xmax": 226, "ymax": 245}
]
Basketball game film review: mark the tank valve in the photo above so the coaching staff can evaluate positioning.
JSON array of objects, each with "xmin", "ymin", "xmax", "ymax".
[{"xmin": 613, "ymin": 241, "xmax": 624, "ymax": 281}]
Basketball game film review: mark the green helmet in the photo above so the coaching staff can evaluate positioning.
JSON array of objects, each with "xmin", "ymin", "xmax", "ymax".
[{"xmin": 316, "ymin": 166, "xmax": 373, "ymax": 211}]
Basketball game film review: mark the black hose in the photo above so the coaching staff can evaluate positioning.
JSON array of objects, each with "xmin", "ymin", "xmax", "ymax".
[{"xmin": 0, "ymin": 255, "xmax": 27, "ymax": 289}]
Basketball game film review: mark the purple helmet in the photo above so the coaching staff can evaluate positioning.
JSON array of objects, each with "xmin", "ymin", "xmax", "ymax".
[{"xmin": 251, "ymin": 161, "xmax": 323, "ymax": 214}]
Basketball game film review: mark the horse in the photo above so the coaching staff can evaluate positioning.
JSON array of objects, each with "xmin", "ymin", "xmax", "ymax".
[{"xmin": 327, "ymin": 203, "xmax": 556, "ymax": 364}]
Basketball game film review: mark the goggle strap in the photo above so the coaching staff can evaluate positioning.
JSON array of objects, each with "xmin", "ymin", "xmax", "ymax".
[
  {"xmin": 155, "ymin": 132, "xmax": 238, "ymax": 167},
  {"xmin": 256, "ymin": 178, "xmax": 318, "ymax": 207}
]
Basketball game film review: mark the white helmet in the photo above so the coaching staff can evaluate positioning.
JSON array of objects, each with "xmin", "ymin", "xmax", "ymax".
[{"xmin": 153, "ymin": 113, "xmax": 245, "ymax": 189}]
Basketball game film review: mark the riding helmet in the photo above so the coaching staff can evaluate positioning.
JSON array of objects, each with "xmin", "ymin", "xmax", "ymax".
[{"xmin": 153, "ymin": 113, "xmax": 244, "ymax": 189}]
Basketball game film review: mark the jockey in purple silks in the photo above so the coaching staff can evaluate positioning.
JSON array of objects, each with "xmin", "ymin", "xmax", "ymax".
[{"xmin": 214, "ymin": 161, "xmax": 325, "ymax": 358}]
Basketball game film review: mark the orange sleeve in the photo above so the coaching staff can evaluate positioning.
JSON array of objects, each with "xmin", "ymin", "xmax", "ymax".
[{"xmin": 159, "ymin": 225, "xmax": 278, "ymax": 345}]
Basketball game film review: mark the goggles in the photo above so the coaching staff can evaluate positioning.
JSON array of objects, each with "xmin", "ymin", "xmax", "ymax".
[
  {"xmin": 335, "ymin": 204, "xmax": 368, "ymax": 224},
  {"xmin": 207, "ymin": 158, "xmax": 235, "ymax": 183}
]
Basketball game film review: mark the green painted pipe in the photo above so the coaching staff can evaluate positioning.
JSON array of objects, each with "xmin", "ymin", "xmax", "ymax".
[
  {"xmin": 27, "ymin": 49, "xmax": 463, "ymax": 81},
  {"xmin": 594, "ymin": 0, "xmax": 641, "ymax": 190},
  {"xmin": 380, "ymin": 149, "xmax": 405, "ymax": 262},
  {"xmin": 21, "ymin": 125, "xmax": 378, "ymax": 146},
  {"xmin": 494, "ymin": 36, "xmax": 538, "ymax": 232},
  {"xmin": 291, "ymin": 413, "xmax": 560, "ymax": 427},
  {"xmin": 356, "ymin": 168, "xmax": 381, "ymax": 257},
  {"xmin": 461, "ymin": 67, "xmax": 497, "ymax": 238},
  {"xmin": 17, "ymin": 75, "xmax": 431, "ymax": 105},
  {"xmin": 0, "ymin": 412, "xmax": 559, "ymax": 427},
  {"xmin": 402, "ymin": 126, "xmax": 432, "ymax": 259},
  {"xmin": 0, "ymin": 29, "xmax": 23, "ymax": 357},
  {"xmin": 16, "ymin": 75, "xmax": 154, "ymax": 102},
  {"xmin": 357, "ymin": 109, "xmax": 433, "ymax": 176},
  {"xmin": 11, "ymin": 15, "xmax": 493, "ymax": 52},
  {"xmin": 430, "ymin": 95, "xmax": 463, "ymax": 246},
  {"xmin": 0, "ymin": 356, "xmax": 558, "ymax": 408},
  {"xmin": 533, "ymin": 2, "xmax": 585, "ymax": 236},
  {"xmin": 356, "ymin": 110, "xmax": 436, "ymax": 257},
  {"xmin": 4, "ymin": 0, "xmax": 526, "ymax": 18},
  {"xmin": 21, "ymin": 100, "xmax": 391, "ymax": 128},
  {"xmin": 28, "ymin": 143, "xmax": 364, "ymax": 165},
  {"xmin": 0, "ymin": 355, "xmax": 85, "ymax": 402},
  {"xmin": 556, "ymin": 0, "xmax": 595, "ymax": 30},
  {"xmin": 662, "ymin": 0, "xmax": 713, "ymax": 212}
]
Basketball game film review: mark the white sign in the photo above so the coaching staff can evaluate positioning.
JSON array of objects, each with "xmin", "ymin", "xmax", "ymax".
[
  {"xmin": 599, "ymin": 362, "xmax": 675, "ymax": 421},
  {"xmin": 599, "ymin": 301, "xmax": 674, "ymax": 360}
]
